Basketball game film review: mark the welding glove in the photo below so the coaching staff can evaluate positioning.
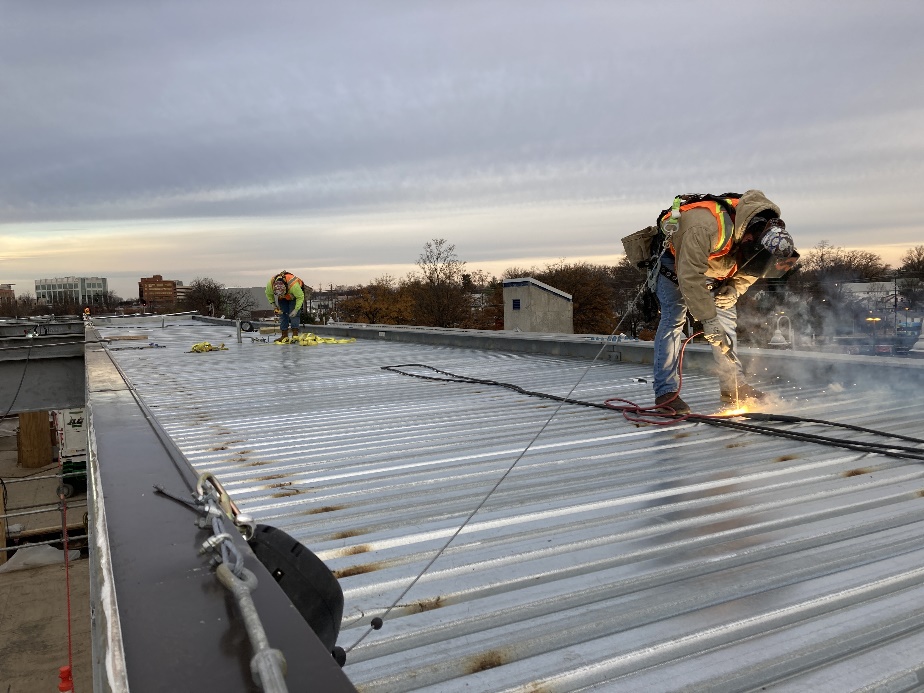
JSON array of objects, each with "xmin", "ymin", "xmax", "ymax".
[
  {"xmin": 701, "ymin": 316, "xmax": 732, "ymax": 354},
  {"xmin": 714, "ymin": 284, "xmax": 738, "ymax": 309}
]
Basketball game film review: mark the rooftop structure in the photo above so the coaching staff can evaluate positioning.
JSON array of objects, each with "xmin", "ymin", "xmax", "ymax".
[
  {"xmin": 503, "ymin": 277, "xmax": 574, "ymax": 333},
  {"xmin": 84, "ymin": 318, "xmax": 924, "ymax": 691}
]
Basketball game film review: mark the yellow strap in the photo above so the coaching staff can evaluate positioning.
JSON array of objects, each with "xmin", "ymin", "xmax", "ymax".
[
  {"xmin": 189, "ymin": 342, "xmax": 228, "ymax": 352},
  {"xmin": 271, "ymin": 333, "xmax": 356, "ymax": 346}
]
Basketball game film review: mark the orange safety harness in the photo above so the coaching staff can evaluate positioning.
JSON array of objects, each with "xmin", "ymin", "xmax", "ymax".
[{"xmin": 660, "ymin": 196, "xmax": 741, "ymax": 259}]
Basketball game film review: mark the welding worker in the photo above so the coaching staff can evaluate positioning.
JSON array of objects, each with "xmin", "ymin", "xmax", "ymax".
[
  {"xmin": 651, "ymin": 190, "xmax": 797, "ymax": 414},
  {"xmin": 265, "ymin": 271, "xmax": 305, "ymax": 342}
]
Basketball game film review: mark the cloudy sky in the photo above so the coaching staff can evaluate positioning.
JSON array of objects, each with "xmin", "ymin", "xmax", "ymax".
[{"xmin": 2, "ymin": 1, "xmax": 923, "ymax": 299}]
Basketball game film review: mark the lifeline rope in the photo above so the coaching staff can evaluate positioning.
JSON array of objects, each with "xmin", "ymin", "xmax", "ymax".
[{"xmin": 344, "ymin": 279, "xmax": 653, "ymax": 652}]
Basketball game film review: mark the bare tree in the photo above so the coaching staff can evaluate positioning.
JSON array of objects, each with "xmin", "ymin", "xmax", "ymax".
[
  {"xmin": 901, "ymin": 245, "xmax": 924, "ymax": 277},
  {"xmin": 800, "ymin": 240, "xmax": 890, "ymax": 281},
  {"xmin": 182, "ymin": 277, "xmax": 225, "ymax": 315},
  {"xmin": 410, "ymin": 238, "xmax": 470, "ymax": 327},
  {"xmin": 221, "ymin": 288, "xmax": 258, "ymax": 320}
]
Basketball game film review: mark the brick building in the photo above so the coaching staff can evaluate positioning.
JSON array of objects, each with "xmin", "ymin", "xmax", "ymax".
[
  {"xmin": 138, "ymin": 275, "xmax": 181, "ymax": 309},
  {"xmin": 0, "ymin": 284, "xmax": 14, "ymax": 306}
]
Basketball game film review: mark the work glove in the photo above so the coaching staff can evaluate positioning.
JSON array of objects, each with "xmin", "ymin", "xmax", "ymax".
[
  {"xmin": 274, "ymin": 308, "xmax": 281, "ymax": 315},
  {"xmin": 289, "ymin": 309, "xmax": 298, "ymax": 318},
  {"xmin": 701, "ymin": 316, "xmax": 732, "ymax": 354},
  {"xmin": 714, "ymin": 284, "xmax": 738, "ymax": 309}
]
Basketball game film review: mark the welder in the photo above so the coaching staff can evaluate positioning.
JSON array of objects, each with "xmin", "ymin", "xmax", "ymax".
[{"xmin": 642, "ymin": 190, "xmax": 798, "ymax": 414}]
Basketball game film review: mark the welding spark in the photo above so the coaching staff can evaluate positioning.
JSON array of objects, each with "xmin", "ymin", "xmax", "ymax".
[{"xmin": 717, "ymin": 406, "xmax": 749, "ymax": 417}]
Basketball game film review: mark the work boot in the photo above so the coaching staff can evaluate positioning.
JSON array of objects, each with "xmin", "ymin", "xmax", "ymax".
[
  {"xmin": 720, "ymin": 383, "xmax": 767, "ymax": 403},
  {"xmin": 274, "ymin": 330, "xmax": 289, "ymax": 343},
  {"xmin": 292, "ymin": 329, "xmax": 299, "ymax": 338},
  {"xmin": 654, "ymin": 392, "xmax": 691, "ymax": 415}
]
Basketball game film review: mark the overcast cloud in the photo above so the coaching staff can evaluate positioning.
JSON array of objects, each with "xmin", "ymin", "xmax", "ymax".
[{"xmin": 2, "ymin": 0, "xmax": 923, "ymax": 297}]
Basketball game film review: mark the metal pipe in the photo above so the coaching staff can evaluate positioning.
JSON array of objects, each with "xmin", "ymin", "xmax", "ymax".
[
  {"xmin": 0, "ymin": 534, "xmax": 89, "ymax": 553},
  {"xmin": 0, "ymin": 501, "xmax": 87, "ymax": 520},
  {"xmin": 0, "ymin": 474, "xmax": 63, "ymax": 484}
]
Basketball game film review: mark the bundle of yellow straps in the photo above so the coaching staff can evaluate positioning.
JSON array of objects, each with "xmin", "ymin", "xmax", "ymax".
[
  {"xmin": 190, "ymin": 342, "xmax": 228, "ymax": 352},
  {"xmin": 274, "ymin": 333, "xmax": 356, "ymax": 346}
]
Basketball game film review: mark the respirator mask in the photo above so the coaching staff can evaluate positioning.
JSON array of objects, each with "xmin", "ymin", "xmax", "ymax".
[{"xmin": 738, "ymin": 217, "xmax": 799, "ymax": 279}]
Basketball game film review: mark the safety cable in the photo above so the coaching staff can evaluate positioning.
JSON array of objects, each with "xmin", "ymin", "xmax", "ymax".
[{"xmin": 343, "ymin": 276, "xmax": 657, "ymax": 652}]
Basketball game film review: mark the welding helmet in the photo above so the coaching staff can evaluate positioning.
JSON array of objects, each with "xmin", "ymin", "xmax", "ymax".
[{"xmin": 738, "ymin": 216, "xmax": 798, "ymax": 279}]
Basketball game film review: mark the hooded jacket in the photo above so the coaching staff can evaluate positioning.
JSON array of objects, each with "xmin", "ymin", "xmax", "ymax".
[{"xmin": 670, "ymin": 189, "xmax": 781, "ymax": 322}]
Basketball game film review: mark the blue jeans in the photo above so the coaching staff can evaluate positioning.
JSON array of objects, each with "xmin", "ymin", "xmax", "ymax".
[
  {"xmin": 653, "ymin": 257, "xmax": 742, "ymax": 396},
  {"xmin": 278, "ymin": 298, "xmax": 300, "ymax": 330}
]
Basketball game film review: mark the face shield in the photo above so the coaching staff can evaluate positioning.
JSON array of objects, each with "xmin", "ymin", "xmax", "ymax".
[{"xmin": 738, "ymin": 217, "xmax": 799, "ymax": 279}]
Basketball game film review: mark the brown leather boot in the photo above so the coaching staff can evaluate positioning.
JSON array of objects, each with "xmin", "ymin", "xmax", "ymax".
[
  {"xmin": 654, "ymin": 392, "xmax": 691, "ymax": 415},
  {"xmin": 274, "ymin": 330, "xmax": 289, "ymax": 343}
]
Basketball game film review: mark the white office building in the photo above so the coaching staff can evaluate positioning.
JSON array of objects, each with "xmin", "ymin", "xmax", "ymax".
[{"xmin": 35, "ymin": 276, "xmax": 109, "ymax": 305}]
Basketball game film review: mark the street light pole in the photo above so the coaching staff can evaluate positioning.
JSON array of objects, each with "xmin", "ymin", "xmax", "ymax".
[{"xmin": 894, "ymin": 272, "xmax": 899, "ymax": 334}]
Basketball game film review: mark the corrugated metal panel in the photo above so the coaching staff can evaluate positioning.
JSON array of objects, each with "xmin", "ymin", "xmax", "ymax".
[{"xmin": 99, "ymin": 321, "xmax": 924, "ymax": 692}]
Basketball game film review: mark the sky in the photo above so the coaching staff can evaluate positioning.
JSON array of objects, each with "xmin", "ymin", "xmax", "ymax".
[{"xmin": 2, "ymin": 0, "xmax": 923, "ymax": 299}]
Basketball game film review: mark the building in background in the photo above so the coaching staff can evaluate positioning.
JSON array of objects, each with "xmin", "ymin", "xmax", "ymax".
[
  {"xmin": 503, "ymin": 277, "xmax": 574, "ymax": 333},
  {"xmin": 138, "ymin": 275, "xmax": 181, "ymax": 311},
  {"xmin": 0, "ymin": 284, "xmax": 14, "ymax": 306},
  {"xmin": 35, "ymin": 277, "xmax": 108, "ymax": 306}
]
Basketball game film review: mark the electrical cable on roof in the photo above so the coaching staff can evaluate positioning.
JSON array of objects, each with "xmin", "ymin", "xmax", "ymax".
[
  {"xmin": 0, "ymin": 340, "xmax": 33, "ymax": 421},
  {"xmin": 384, "ymin": 363, "xmax": 924, "ymax": 461}
]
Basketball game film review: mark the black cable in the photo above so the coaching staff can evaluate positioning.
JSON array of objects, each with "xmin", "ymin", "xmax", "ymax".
[
  {"xmin": 738, "ymin": 412, "xmax": 924, "ymax": 445},
  {"xmin": 383, "ymin": 364, "xmax": 614, "ymax": 410},
  {"xmin": 0, "ymin": 342, "xmax": 32, "ymax": 421},
  {"xmin": 690, "ymin": 416, "xmax": 924, "ymax": 461},
  {"xmin": 384, "ymin": 364, "xmax": 924, "ymax": 461}
]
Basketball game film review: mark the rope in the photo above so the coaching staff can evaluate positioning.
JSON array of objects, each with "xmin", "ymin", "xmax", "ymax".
[
  {"xmin": 345, "ymin": 280, "xmax": 653, "ymax": 652},
  {"xmin": 602, "ymin": 332, "xmax": 702, "ymax": 425}
]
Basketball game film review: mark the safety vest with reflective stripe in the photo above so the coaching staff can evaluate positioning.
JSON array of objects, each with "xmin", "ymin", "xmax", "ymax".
[
  {"xmin": 662, "ymin": 197, "xmax": 740, "ymax": 258},
  {"xmin": 275, "ymin": 272, "xmax": 303, "ymax": 301}
]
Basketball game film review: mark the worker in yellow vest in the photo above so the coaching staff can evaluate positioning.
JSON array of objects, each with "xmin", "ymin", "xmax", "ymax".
[
  {"xmin": 650, "ymin": 190, "xmax": 797, "ymax": 413},
  {"xmin": 265, "ymin": 271, "xmax": 305, "ymax": 342}
]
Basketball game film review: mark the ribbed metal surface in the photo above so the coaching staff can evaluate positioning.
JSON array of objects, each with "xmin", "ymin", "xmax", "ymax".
[{"xmin": 100, "ymin": 321, "xmax": 924, "ymax": 692}]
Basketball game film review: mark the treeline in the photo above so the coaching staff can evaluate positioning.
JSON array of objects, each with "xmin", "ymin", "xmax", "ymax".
[
  {"xmin": 6, "ymin": 240, "xmax": 922, "ymax": 342},
  {"xmin": 335, "ymin": 238, "xmax": 650, "ymax": 334},
  {"xmin": 334, "ymin": 239, "xmax": 924, "ymax": 345}
]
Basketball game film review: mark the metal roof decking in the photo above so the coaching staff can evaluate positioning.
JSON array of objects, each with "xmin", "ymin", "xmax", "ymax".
[{"xmin": 96, "ymin": 320, "xmax": 924, "ymax": 692}]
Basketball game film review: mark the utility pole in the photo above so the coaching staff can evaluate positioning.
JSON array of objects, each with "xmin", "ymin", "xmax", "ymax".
[{"xmin": 894, "ymin": 271, "xmax": 899, "ymax": 334}]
